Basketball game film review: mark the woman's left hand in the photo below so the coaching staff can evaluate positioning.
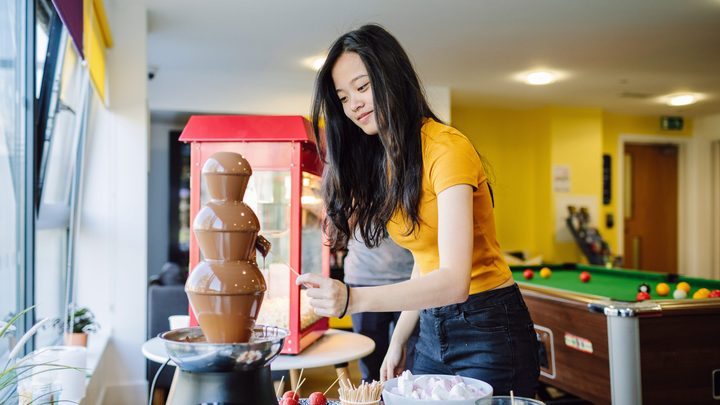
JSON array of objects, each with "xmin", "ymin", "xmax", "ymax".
[{"xmin": 295, "ymin": 273, "xmax": 349, "ymax": 317}]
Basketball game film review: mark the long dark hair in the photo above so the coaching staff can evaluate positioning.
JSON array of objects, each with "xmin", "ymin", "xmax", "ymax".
[{"xmin": 311, "ymin": 24, "xmax": 441, "ymax": 249}]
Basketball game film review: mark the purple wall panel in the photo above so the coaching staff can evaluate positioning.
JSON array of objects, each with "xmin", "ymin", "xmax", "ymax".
[{"xmin": 51, "ymin": 0, "xmax": 84, "ymax": 59}]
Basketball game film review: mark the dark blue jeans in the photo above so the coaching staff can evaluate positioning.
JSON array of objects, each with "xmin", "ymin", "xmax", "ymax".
[{"xmin": 413, "ymin": 284, "xmax": 540, "ymax": 397}]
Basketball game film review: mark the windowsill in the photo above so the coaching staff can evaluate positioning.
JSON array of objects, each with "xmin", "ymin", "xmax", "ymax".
[{"xmin": 85, "ymin": 328, "xmax": 111, "ymax": 382}]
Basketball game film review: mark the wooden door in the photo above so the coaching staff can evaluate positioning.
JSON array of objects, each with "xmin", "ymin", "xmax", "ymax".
[{"xmin": 623, "ymin": 143, "xmax": 678, "ymax": 273}]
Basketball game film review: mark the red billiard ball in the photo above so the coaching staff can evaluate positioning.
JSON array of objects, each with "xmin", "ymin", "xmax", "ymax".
[
  {"xmin": 636, "ymin": 291, "xmax": 651, "ymax": 301},
  {"xmin": 579, "ymin": 271, "xmax": 591, "ymax": 283},
  {"xmin": 709, "ymin": 289, "xmax": 720, "ymax": 298},
  {"xmin": 523, "ymin": 269, "xmax": 534, "ymax": 280}
]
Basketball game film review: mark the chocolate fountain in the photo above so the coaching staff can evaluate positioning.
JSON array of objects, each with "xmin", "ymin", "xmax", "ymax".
[{"xmin": 160, "ymin": 151, "xmax": 287, "ymax": 405}]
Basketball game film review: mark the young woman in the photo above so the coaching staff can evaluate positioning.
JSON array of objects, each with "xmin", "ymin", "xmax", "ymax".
[{"xmin": 296, "ymin": 24, "xmax": 539, "ymax": 396}]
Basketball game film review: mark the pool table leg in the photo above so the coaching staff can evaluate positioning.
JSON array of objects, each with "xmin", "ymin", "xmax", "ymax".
[{"xmin": 607, "ymin": 316, "xmax": 642, "ymax": 404}]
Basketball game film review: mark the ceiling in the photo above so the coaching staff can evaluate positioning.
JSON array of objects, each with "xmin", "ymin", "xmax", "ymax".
[{"xmin": 146, "ymin": 0, "xmax": 720, "ymax": 118}]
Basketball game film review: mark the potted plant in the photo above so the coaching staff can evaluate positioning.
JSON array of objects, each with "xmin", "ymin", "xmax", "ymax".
[{"xmin": 62, "ymin": 306, "xmax": 99, "ymax": 347}]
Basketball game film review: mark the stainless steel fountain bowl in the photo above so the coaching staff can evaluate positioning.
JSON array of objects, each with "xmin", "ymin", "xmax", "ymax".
[{"xmin": 159, "ymin": 324, "xmax": 288, "ymax": 372}]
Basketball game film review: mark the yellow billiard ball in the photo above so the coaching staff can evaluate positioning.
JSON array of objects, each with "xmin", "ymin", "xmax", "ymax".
[
  {"xmin": 676, "ymin": 281, "xmax": 691, "ymax": 293},
  {"xmin": 655, "ymin": 283, "xmax": 670, "ymax": 296},
  {"xmin": 540, "ymin": 267, "xmax": 552, "ymax": 279},
  {"xmin": 693, "ymin": 288, "xmax": 710, "ymax": 299}
]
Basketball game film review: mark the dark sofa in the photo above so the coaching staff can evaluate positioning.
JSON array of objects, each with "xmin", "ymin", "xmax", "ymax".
[{"xmin": 146, "ymin": 262, "xmax": 188, "ymax": 397}]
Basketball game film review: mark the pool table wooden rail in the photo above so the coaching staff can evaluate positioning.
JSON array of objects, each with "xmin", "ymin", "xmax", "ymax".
[{"xmin": 518, "ymin": 281, "xmax": 720, "ymax": 404}]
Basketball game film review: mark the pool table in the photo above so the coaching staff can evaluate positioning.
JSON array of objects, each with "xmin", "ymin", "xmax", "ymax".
[{"xmin": 510, "ymin": 264, "xmax": 720, "ymax": 405}]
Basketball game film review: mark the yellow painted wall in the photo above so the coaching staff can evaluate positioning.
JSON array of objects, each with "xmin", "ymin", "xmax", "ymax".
[
  {"xmin": 453, "ymin": 106, "xmax": 548, "ymax": 257},
  {"xmin": 452, "ymin": 105, "xmax": 688, "ymax": 265},
  {"xmin": 547, "ymin": 107, "xmax": 603, "ymax": 263}
]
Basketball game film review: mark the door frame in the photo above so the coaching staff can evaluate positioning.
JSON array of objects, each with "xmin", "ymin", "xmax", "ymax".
[{"xmin": 617, "ymin": 134, "xmax": 690, "ymax": 272}]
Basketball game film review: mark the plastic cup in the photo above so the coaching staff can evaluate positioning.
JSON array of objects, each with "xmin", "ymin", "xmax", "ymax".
[
  {"xmin": 475, "ymin": 395, "xmax": 546, "ymax": 405},
  {"xmin": 168, "ymin": 315, "xmax": 190, "ymax": 330}
]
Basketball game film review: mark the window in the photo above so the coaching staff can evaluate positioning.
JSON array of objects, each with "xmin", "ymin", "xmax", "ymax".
[
  {"xmin": 0, "ymin": 0, "xmax": 31, "ymax": 346},
  {"xmin": 1, "ymin": 0, "xmax": 93, "ymax": 354},
  {"xmin": 34, "ymin": 26, "xmax": 90, "ymax": 347},
  {"xmin": 35, "ymin": 32, "xmax": 90, "ymax": 347}
]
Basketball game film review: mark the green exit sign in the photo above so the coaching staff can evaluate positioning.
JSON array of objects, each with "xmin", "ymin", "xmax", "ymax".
[{"xmin": 661, "ymin": 116, "xmax": 683, "ymax": 130}]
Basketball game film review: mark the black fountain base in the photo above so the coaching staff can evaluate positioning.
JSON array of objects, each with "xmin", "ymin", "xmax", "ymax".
[{"xmin": 169, "ymin": 366, "xmax": 277, "ymax": 405}]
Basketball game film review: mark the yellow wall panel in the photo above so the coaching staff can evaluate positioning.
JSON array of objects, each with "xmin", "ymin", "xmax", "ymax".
[
  {"xmin": 452, "ymin": 105, "xmax": 683, "ymax": 265},
  {"xmin": 548, "ymin": 107, "xmax": 603, "ymax": 263},
  {"xmin": 84, "ymin": 0, "xmax": 112, "ymax": 104},
  {"xmin": 453, "ymin": 106, "xmax": 549, "ymax": 258}
]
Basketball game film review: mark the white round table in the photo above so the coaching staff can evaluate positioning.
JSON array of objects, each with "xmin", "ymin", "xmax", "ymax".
[{"xmin": 143, "ymin": 328, "xmax": 375, "ymax": 393}]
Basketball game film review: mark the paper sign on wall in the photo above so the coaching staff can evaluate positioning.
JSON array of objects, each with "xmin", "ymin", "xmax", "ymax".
[{"xmin": 553, "ymin": 165, "xmax": 571, "ymax": 192}]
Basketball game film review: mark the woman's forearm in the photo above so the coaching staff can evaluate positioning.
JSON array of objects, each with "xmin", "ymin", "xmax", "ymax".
[
  {"xmin": 349, "ymin": 267, "xmax": 470, "ymax": 313},
  {"xmin": 390, "ymin": 310, "xmax": 419, "ymax": 347}
]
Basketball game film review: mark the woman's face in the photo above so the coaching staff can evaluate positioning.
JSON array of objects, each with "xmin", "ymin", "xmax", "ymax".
[{"xmin": 331, "ymin": 52, "xmax": 377, "ymax": 135}]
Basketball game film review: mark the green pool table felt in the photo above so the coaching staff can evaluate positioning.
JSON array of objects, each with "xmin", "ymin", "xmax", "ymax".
[{"xmin": 510, "ymin": 264, "xmax": 720, "ymax": 301}]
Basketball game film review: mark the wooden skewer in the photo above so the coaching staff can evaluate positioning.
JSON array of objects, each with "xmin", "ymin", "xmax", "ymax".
[
  {"xmin": 288, "ymin": 265, "xmax": 316, "ymax": 289},
  {"xmin": 295, "ymin": 378, "xmax": 307, "ymax": 392},
  {"xmin": 297, "ymin": 368, "xmax": 304, "ymax": 390},
  {"xmin": 323, "ymin": 371, "xmax": 345, "ymax": 396},
  {"xmin": 287, "ymin": 265, "xmax": 301, "ymax": 277},
  {"xmin": 338, "ymin": 379, "xmax": 384, "ymax": 402},
  {"xmin": 295, "ymin": 377, "xmax": 308, "ymax": 397},
  {"xmin": 275, "ymin": 375, "xmax": 284, "ymax": 397}
]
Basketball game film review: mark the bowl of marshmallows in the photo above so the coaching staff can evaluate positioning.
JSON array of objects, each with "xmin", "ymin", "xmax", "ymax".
[{"xmin": 382, "ymin": 371, "xmax": 493, "ymax": 405}]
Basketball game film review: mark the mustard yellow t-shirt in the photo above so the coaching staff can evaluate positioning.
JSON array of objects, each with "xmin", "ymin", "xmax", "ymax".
[{"xmin": 386, "ymin": 119, "xmax": 512, "ymax": 295}]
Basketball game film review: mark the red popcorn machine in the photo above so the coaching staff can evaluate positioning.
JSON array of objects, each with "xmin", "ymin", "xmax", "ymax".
[{"xmin": 179, "ymin": 115, "xmax": 329, "ymax": 354}]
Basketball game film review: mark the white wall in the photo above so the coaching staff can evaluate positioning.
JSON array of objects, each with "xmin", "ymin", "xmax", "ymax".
[
  {"xmin": 147, "ymin": 113, "xmax": 191, "ymax": 277},
  {"xmin": 690, "ymin": 114, "xmax": 720, "ymax": 279},
  {"xmin": 148, "ymin": 118, "xmax": 171, "ymax": 278},
  {"xmin": 150, "ymin": 65, "xmax": 452, "ymax": 123},
  {"xmin": 425, "ymin": 85, "xmax": 451, "ymax": 124},
  {"xmin": 76, "ymin": 1, "xmax": 148, "ymax": 403}
]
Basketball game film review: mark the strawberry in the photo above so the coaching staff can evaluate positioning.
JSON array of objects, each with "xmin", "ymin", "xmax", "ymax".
[{"xmin": 308, "ymin": 391, "xmax": 327, "ymax": 405}]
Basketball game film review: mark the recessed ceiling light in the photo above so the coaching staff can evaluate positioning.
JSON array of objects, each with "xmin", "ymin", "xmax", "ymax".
[
  {"xmin": 311, "ymin": 57, "xmax": 326, "ymax": 71},
  {"xmin": 513, "ymin": 69, "xmax": 567, "ymax": 86},
  {"xmin": 302, "ymin": 55, "xmax": 327, "ymax": 71},
  {"xmin": 665, "ymin": 93, "xmax": 699, "ymax": 106},
  {"xmin": 524, "ymin": 70, "xmax": 556, "ymax": 85}
]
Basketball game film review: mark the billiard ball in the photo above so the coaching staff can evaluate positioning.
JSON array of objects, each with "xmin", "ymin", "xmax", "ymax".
[
  {"xmin": 693, "ymin": 288, "xmax": 710, "ymax": 299},
  {"xmin": 673, "ymin": 289, "xmax": 687, "ymax": 299},
  {"xmin": 655, "ymin": 282, "xmax": 670, "ymax": 296},
  {"xmin": 636, "ymin": 291, "xmax": 651, "ymax": 301},
  {"xmin": 539, "ymin": 267, "xmax": 552, "ymax": 279},
  {"xmin": 523, "ymin": 269, "xmax": 534, "ymax": 280},
  {"xmin": 579, "ymin": 271, "xmax": 591, "ymax": 283},
  {"xmin": 709, "ymin": 290, "xmax": 720, "ymax": 298},
  {"xmin": 637, "ymin": 283, "xmax": 650, "ymax": 294},
  {"xmin": 676, "ymin": 281, "xmax": 691, "ymax": 293}
]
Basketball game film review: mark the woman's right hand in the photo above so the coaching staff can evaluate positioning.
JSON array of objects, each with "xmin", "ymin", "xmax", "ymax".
[{"xmin": 380, "ymin": 341, "xmax": 407, "ymax": 381}]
